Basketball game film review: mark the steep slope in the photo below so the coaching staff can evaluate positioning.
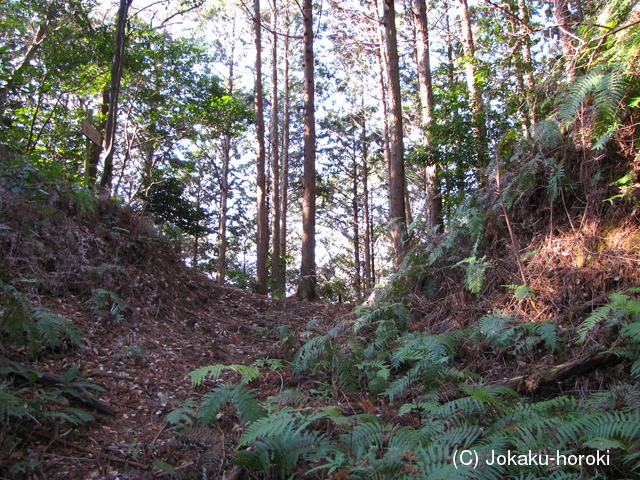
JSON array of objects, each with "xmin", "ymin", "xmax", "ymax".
[{"xmin": 0, "ymin": 182, "xmax": 348, "ymax": 479}]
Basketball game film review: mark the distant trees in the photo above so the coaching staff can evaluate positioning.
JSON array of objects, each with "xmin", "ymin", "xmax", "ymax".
[{"xmin": 2, "ymin": 0, "xmax": 634, "ymax": 301}]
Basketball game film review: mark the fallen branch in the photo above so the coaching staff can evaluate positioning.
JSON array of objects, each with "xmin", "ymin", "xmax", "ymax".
[
  {"xmin": 0, "ymin": 357, "xmax": 117, "ymax": 416},
  {"xmin": 493, "ymin": 350, "xmax": 623, "ymax": 393}
]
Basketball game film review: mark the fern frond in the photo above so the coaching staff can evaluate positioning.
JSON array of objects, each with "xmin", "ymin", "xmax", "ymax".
[
  {"xmin": 237, "ymin": 409, "xmax": 336, "ymax": 478},
  {"xmin": 165, "ymin": 398, "xmax": 198, "ymax": 426},
  {"xmin": 190, "ymin": 364, "xmax": 225, "ymax": 387},
  {"xmin": 32, "ymin": 308, "xmax": 83, "ymax": 350},
  {"xmin": 533, "ymin": 321, "xmax": 559, "ymax": 351},
  {"xmin": 293, "ymin": 334, "xmax": 330, "ymax": 374},
  {"xmin": 334, "ymin": 352, "xmax": 358, "ymax": 393},
  {"xmin": 341, "ymin": 416, "xmax": 388, "ymax": 459},
  {"xmin": 0, "ymin": 382, "xmax": 30, "ymax": 424},
  {"xmin": 434, "ymin": 424, "xmax": 482, "ymax": 448},
  {"xmin": 415, "ymin": 443, "xmax": 476, "ymax": 480},
  {"xmin": 558, "ymin": 67, "xmax": 605, "ymax": 125},
  {"xmin": 267, "ymin": 389, "xmax": 307, "ymax": 408},
  {"xmin": 198, "ymin": 383, "xmax": 265, "ymax": 424},
  {"xmin": 461, "ymin": 384, "xmax": 521, "ymax": 405},
  {"xmin": 189, "ymin": 364, "xmax": 261, "ymax": 387},
  {"xmin": 176, "ymin": 425, "xmax": 220, "ymax": 447},
  {"xmin": 577, "ymin": 303, "xmax": 613, "ymax": 343},
  {"xmin": 580, "ymin": 411, "xmax": 640, "ymax": 445},
  {"xmin": 435, "ymin": 396, "xmax": 487, "ymax": 421}
]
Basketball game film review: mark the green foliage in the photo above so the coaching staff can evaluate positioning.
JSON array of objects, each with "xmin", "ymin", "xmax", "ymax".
[
  {"xmin": 89, "ymin": 288, "xmax": 124, "ymax": 323},
  {"xmin": 577, "ymin": 289, "xmax": 640, "ymax": 343},
  {"xmin": 151, "ymin": 459, "xmax": 177, "ymax": 476},
  {"xmin": 455, "ymin": 256, "xmax": 492, "ymax": 295},
  {"xmin": 190, "ymin": 358, "xmax": 283, "ymax": 389},
  {"xmin": 0, "ymin": 364, "xmax": 97, "ymax": 430},
  {"xmin": 143, "ymin": 174, "xmax": 212, "ymax": 238},
  {"xmin": 1, "ymin": 281, "xmax": 83, "ymax": 356},
  {"xmin": 558, "ymin": 64, "xmax": 629, "ymax": 148},
  {"xmin": 165, "ymin": 398, "xmax": 198, "ymax": 427},
  {"xmin": 235, "ymin": 408, "xmax": 336, "ymax": 479},
  {"xmin": 190, "ymin": 364, "xmax": 261, "ymax": 387},
  {"xmin": 477, "ymin": 311, "xmax": 559, "ymax": 354},
  {"xmin": 606, "ymin": 172, "xmax": 640, "ymax": 205},
  {"xmin": 32, "ymin": 308, "xmax": 83, "ymax": 350},
  {"xmin": 197, "ymin": 383, "xmax": 265, "ymax": 424},
  {"xmin": 0, "ymin": 382, "xmax": 30, "ymax": 424},
  {"xmin": 504, "ymin": 284, "xmax": 536, "ymax": 301}
]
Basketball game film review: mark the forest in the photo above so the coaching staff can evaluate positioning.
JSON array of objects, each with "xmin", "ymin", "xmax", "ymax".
[{"xmin": 1, "ymin": 0, "xmax": 639, "ymax": 478}]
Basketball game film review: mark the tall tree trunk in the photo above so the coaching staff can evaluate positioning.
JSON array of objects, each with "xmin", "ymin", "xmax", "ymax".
[
  {"xmin": 100, "ymin": 0, "xmax": 132, "ymax": 195},
  {"xmin": 413, "ymin": 0, "xmax": 442, "ymax": 232},
  {"xmin": 554, "ymin": 0, "xmax": 575, "ymax": 79},
  {"xmin": 297, "ymin": 0, "xmax": 317, "ymax": 301},
  {"xmin": 382, "ymin": 0, "xmax": 408, "ymax": 268},
  {"xmin": 86, "ymin": 88, "xmax": 109, "ymax": 188},
  {"xmin": 375, "ymin": 7, "xmax": 412, "ymax": 227},
  {"xmin": 374, "ymin": 34, "xmax": 392, "ymax": 203},
  {"xmin": 361, "ymin": 106, "xmax": 373, "ymax": 291},
  {"xmin": 270, "ymin": 1, "xmax": 283, "ymax": 294},
  {"xmin": 217, "ymin": 134, "xmax": 231, "ymax": 284},
  {"xmin": 516, "ymin": 0, "xmax": 535, "ymax": 137},
  {"xmin": 279, "ymin": 11, "xmax": 291, "ymax": 291},
  {"xmin": 254, "ymin": 0, "xmax": 269, "ymax": 295},
  {"xmin": 457, "ymin": 0, "xmax": 488, "ymax": 166},
  {"xmin": 352, "ymin": 150, "xmax": 362, "ymax": 301},
  {"xmin": 218, "ymin": 17, "xmax": 238, "ymax": 285}
]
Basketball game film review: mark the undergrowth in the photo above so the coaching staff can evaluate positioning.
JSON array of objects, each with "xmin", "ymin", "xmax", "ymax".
[
  {"xmin": 0, "ymin": 281, "xmax": 99, "ymax": 475},
  {"xmin": 168, "ymin": 288, "xmax": 640, "ymax": 479}
]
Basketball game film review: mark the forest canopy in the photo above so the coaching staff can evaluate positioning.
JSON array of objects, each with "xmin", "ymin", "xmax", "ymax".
[
  {"xmin": 1, "ymin": 0, "xmax": 640, "ymax": 478},
  {"xmin": 1, "ymin": 0, "xmax": 638, "ymax": 299}
]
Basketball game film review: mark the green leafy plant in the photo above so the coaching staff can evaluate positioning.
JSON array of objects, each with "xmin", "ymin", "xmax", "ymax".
[
  {"xmin": 503, "ymin": 283, "xmax": 536, "ymax": 301},
  {"xmin": 198, "ymin": 383, "xmax": 265, "ymax": 424},
  {"xmin": 577, "ymin": 289, "xmax": 640, "ymax": 344},
  {"xmin": 88, "ymin": 288, "xmax": 124, "ymax": 323},
  {"xmin": 477, "ymin": 311, "xmax": 559, "ymax": 355},
  {"xmin": 456, "ymin": 256, "xmax": 493, "ymax": 295},
  {"xmin": 0, "ymin": 281, "xmax": 83, "ymax": 356},
  {"xmin": 234, "ymin": 408, "xmax": 337, "ymax": 479}
]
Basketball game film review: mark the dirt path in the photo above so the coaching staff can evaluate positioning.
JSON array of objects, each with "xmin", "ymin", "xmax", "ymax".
[{"xmin": 15, "ymin": 277, "xmax": 350, "ymax": 479}]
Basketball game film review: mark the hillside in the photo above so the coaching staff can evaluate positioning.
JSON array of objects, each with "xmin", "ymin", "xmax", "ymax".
[
  {"xmin": 0, "ymin": 179, "xmax": 349, "ymax": 479},
  {"xmin": 1, "ymin": 154, "xmax": 640, "ymax": 479}
]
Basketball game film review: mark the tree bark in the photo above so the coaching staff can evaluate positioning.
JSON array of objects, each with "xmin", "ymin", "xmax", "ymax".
[
  {"xmin": 352, "ymin": 153, "xmax": 362, "ymax": 301},
  {"xmin": 361, "ymin": 106, "xmax": 373, "ymax": 291},
  {"xmin": 279, "ymin": 11, "xmax": 291, "ymax": 291},
  {"xmin": 217, "ymin": 17, "xmax": 239, "ymax": 285},
  {"xmin": 297, "ymin": 0, "xmax": 317, "ymax": 301},
  {"xmin": 382, "ymin": 0, "xmax": 408, "ymax": 268},
  {"xmin": 374, "ymin": 32, "xmax": 392, "ymax": 205},
  {"xmin": 254, "ymin": 0, "xmax": 269, "ymax": 295},
  {"xmin": 84, "ymin": 89, "xmax": 107, "ymax": 189},
  {"xmin": 554, "ymin": 0, "xmax": 575, "ymax": 79},
  {"xmin": 516, "ymin": 0, "xmax": 535, "ymax": 137},
  {"xmin": 493, "ymin": 351, "xmax": 622, "ymax": 393},
  {"xmin": 218, "ymin": 133, "xmax": 231, "ymax": 285},
  {"xmin": 100, "ymin": 0, "xmax": 132, "ymax": 195},
  {"xmin": 270, "ymin": 1, "xmax": 283, "ymax": 294},
  {"xmin": 457, "ymin": 0, "xmax": 488, "ymax": 166},
  {"xmin": 413, "ymin": 0, "xmax": 442, "ymax": 232}
]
